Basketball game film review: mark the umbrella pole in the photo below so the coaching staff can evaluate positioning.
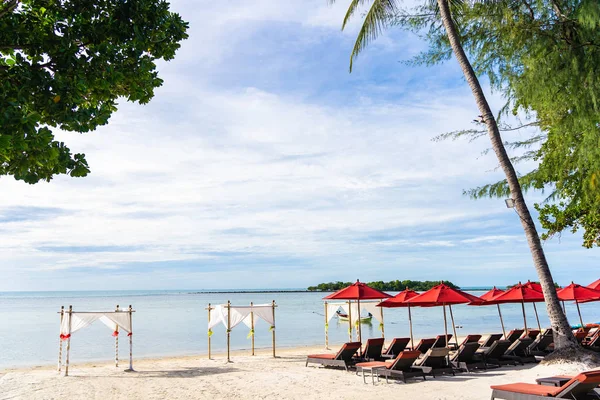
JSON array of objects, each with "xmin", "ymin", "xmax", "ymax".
[
  {"xmin": 532, "ymin": 302, "xmax": 542, "ymax": 331},
  {"xmin": 443, "ymin": 304, "xmax": 449, "ymax": 350},
  {"xmin": 408, "ymin": 304, "xmax": 414, "ymax": 350},
  {"xmin": 324, "ymin": 302, "xmax": 329, "ymax": 349},
  {"xmin": 357, "ymin": 299, "xmax": 362, "ymax": 345},
  {"xmin": 448, "ymin": 304, "xmax": 459, "ymax": 349},
  {"xmin": 576, "ymin": 301, "xmax": 584, "ymax": 329},
  {"xmin": 521, "ymin": 300, "xmax": 528, "ymax": 335},
  {"xmin": 497, "ymin": 304, "xmax": 507, "ymax": 338},
  {"xmin": 380, "ymin": 306, "xmax": 385, "ymax": 339},
  {"xmin": 347, "ymin": 301, "xmax": 352, "ymax": 342}
]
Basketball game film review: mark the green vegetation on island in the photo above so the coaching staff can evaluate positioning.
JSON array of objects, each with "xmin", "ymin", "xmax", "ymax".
[{"xmin": 307, "ymin": 280, "xmax": 458, "ymax": 292}]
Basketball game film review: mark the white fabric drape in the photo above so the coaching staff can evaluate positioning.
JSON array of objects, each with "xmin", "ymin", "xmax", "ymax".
[
  {"xmin": 326, "ymin": 302, "xmax": 346, "ymax": 323},
  {"xmin": 209, "ymin": 304, "xmax": 275, "ymax": 330},
  {"xmin": 361, "ymin": 302, "xmax": 384, "ymax": 324},
  {"xmin": 60, "ymin": 312, "xmax": 132, "ymax": 336}
]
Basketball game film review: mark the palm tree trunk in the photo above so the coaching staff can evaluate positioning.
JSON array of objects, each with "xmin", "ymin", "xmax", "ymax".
[{"xmin": 436, "ymin": 0, "xmax": 578, "ymax": 352}]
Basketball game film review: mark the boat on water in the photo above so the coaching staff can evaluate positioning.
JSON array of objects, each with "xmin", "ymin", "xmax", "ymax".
[{"xmin": 336, "ymin": 310, "xmax": 373, "ymax": 323}]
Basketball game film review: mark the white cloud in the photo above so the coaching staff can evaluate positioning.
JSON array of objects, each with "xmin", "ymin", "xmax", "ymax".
[{"xmin": 0, "ymin": 0, "xmax": 595, "ymax": 291}]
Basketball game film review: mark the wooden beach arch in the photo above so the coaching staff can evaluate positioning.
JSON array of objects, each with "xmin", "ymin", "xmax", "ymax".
[
  {"xmin": 206, "ymin": 301, "xmax": 277, "ymax": 362},
  {"xmin": 57, "ymin": 304, "xmax": 135, "ymax": 376}
]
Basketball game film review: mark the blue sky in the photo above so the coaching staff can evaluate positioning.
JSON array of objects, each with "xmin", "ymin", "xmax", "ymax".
[{"xmin": 0, "ymin": 0, "xmax": 597, "ymax": 291}]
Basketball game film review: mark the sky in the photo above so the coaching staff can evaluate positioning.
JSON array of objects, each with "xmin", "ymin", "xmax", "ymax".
[{"xmin": 0, "ymin": 0, "xmax": 597, "ymax": 291}]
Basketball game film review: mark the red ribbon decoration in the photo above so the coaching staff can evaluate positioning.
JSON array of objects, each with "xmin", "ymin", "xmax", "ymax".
[
  {"xmin": 112, "ymin": 331, "xmax": 119, "ymax": 337},
  {"xmin": 127, "ymin": 332, "xmax": 132, "ymax": 337},
  {"xmin": 59, "ymin": 334, "xmax": 71, "ymax": 341}
]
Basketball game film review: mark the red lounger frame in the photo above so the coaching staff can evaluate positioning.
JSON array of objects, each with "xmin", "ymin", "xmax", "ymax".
[{"xmin": 490, "ymin": 370, "xmax": 600, "ymax": 400}]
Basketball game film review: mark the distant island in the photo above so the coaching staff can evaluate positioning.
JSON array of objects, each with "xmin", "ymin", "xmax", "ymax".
[{"xmin": 307, "ymin": 280, "xmax": 459, "ymax": 292}]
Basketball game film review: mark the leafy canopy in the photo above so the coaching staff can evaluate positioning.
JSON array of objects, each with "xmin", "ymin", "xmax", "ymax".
[
  {"xmin": 0, "ymin": 0, "xmax": 188, "ymax": 183},
  {"xmin": 307, "ymin": 280, "xmax": 459, "ymax": 291},
  {"xmin": 395, "ymin": 0, "xmax": 600, "ymax": 247}
]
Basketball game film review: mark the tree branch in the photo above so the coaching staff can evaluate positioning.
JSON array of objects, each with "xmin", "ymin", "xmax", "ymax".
[{"xmin": 0, "ymin": 0, "xmax": 19, "ymax": 19}]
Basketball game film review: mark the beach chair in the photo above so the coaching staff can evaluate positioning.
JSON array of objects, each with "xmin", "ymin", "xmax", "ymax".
[
  {"xmin": 306, "ymin": 342, "xmax": 362, "ymax": 371},
  {"xmin": 432, "ymin": 334, "xmax": 453, "ymax": 348},
  {"xmin": 360, "ymin": 338, "xmax": 385, "ymax": 361},
  {"xmin": 527, "ymin": 329, "xmax": 553, "ymax": 356},
  {"xmin": 480, "ymin": 334, "xmax": 503, "ymax": 348},
  {"xmin": 451, "ymin": 342, "xmax": 487, "ymax": 372},
  {"xmin": 505, "ymin": 329, "xmax": 525, "ymax": 344},
  {"xmin": 355, "ymin": 350, "xmax": 425, "ymax": 384},
  {"xmin": 412, "ymin": 338, "xmax": 436, "ymax": 354},
  {"xmin": 574, "ymin": 330, "xmax": 588, "ymax": 344},
  {"xmin": 383, "ymin": 337, "xmax": 410, "ymax": 358},
  {"xmin": 460, "ymin": 334, "xmax": 483, "ymax": 347},
  {"xmin": 503, "ymin": 337, "xmax": 536, "ymax": 364},
  {"xmin": 476, "ymin": 340, "xmax": 516, "ymax": 367},
  {"xmin": 490, "ymin": 370, "xmax": 600, "ymax": 399},
  {"xmin": 525, "ymin": 330, "xmax": 540, "ymax": 340},
  {"xmin": 413, "ymin": 347, "xmax": 455, "ymax": 377}
]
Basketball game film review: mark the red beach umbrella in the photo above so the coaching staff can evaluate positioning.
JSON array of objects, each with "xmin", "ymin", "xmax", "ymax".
[
  {"xmin": 588, "ymin": 279, "xmax": 600, "ymax": 291},
  {"xmin": 324, "ymin": 280, "xmax": 391, "ymax": 343},
  {"xmin": 406, "ymin": 282, "xmax": 483, "ymax": 349},
  {"xmin": 556, "ymin": 282, "xmax": 600, "ymax": 328},
  {"xmin": 471, "ymin": 287, "xmax": 507, "ymax": 338},
  {"xmin": 377, "ymin": 288, "xmax": 420, "ymax": 349},
  {"xmin": 487, "ymin": 282, "xmax": 545, "ymax": 334}
]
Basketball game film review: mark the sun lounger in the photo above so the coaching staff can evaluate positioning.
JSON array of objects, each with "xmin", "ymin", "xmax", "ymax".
[
  {"xmin": 356, "ymin": 350, "xmax": 425, "ymax": 384},
  {"xmin": 432, "ymin": 334, "xmax": 453, "ymax": 348},
  {"xmin": 412, "ymin": 338, "xmax": 436, "ymax": 354},
  {"xmin": 505, "ymin": 329, "xmax": 525, "ymax": 344},
  {"xmin": 525, "ymin": 330, "xmax": 540, "ymax": 340},
  {"xmin": 306, "ymin": 342, "xmax": 362, "ymax": 371},
  {"xmin": 528, "ymin": 329, "xmax": 553, "ymax": 356},
  {"xmin": 490, "ymin": 370, "xmax": 600, "ymax": 399},
  {"xmin": 475, "ymin": 340, "xmax": 516, "ymax": 367},
  {"xmin": 460, "ymin": 334, "xmax": 483, "ymax": 347},
  {"xmin": 413, "ymin": 347, "xmax": 455, "ymax": 377},
  {"xmin": 451, "ymin": 342, "xmax": 487, "ymax": 372},
  {"xmin": 574, "ymin": 330, "xmax": 588, "ymax": 344},
  {"xmin": 361, "ymin": 337, "xmax": 385, "ymax": 361},
  {"xmin": 383, "ymin": 337, "xmax": 410, "ymax": 358},
  {"xmin": 504, "ymin": 338, "xmax": 536, "ymax": 364},
  {"xmin": 480, "ymin": 334, "xmax": 503, "ymax": 348}
]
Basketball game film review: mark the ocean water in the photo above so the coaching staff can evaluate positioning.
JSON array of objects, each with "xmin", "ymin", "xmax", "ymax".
[{"xmin": 0, "ymin": 290, "xmax": 598, "ymax": 369}]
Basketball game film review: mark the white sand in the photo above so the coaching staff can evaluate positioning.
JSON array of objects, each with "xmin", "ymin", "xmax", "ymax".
[{"xmin": 0, "ymin": 345, "xmax": 596, "ymax": 400}]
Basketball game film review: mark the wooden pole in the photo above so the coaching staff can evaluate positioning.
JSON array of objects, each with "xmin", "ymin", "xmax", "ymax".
[
  {"xmin": 126, "ymin": 305, "xmax": 133, "ymax": 372},
  {"xmin": 207, "ymin": 303, "xmax": 212, "ymax": 359},
  {"xmin": 65, "ymin": 305, "xmax": 73, "ymax": 377},
  {"xmin": 497, "ymin": 304, "xmax": 507, "ymax": 338},
  {"xmin": 271, "ymin": 300, "xmax": 276, "ymax": 358},
  {"xmin": 324, "ymin": 302, "xmax": 329, "ymax": 349},
  {"xmin": 408, "ymin": 304, "xmax": 414, "ymax": 350},
  {"xmin": 226, "ymin": 301, "xmax": 231, "ymax": 362},
  {"xmin": 347, "ymin": 301, "xmax": 352, "ymax": 342},
  {"xmin": 442, "ymin": 304, "xmax": 449, "ymax": 352},
  {"xmin": 357, "ymin": 298, "xmax": 362, "ymax": 344},
  {"xmin": 532, "ymin": 302, "xmax": 542, "ymax": 331},
  {"xmin": 448, "ymin": 304, "xmax": 459, "ymax": 349},
  {"xmin": 380, "ymin": 305, "xmax": 385, "ymax": 339},
  {"xmin": 521, "ymin": 300, "xmax": 528, "ymax": 335},
  {"xmin": 115, "ymin": 304, "xmax": 119, "ymax": 368},
  {"xmin": 250, "ymin": 302, "xmax": 255, "ymax": 356},
  {"xmin": 58, "ymin": 306, "xmax": 64, "ymax": 372},
  {"xmin": 576, "ymin": 301, "xmax": 585, "ymax": 329}
]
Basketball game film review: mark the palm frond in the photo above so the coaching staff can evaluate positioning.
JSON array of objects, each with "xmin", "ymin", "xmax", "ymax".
[{"xmin": 349, "ymin": 0, "xmax": 399, "ymax": 72}]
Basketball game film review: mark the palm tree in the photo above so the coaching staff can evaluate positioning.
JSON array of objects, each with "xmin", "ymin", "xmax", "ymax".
[{"xmin": 330, "ymin": 0, "xmax": 580, "ymax": 355}]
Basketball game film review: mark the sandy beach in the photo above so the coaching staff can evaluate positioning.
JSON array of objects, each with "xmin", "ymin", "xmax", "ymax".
[{"xmin": 1, "ymin": 344, "xmax": 595, "ymax": 400}]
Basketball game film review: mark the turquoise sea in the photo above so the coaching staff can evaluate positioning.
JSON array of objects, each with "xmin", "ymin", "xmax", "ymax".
[{"xmin": 1, "ymin": 290, "xmax": 598, "ymax": 369}]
